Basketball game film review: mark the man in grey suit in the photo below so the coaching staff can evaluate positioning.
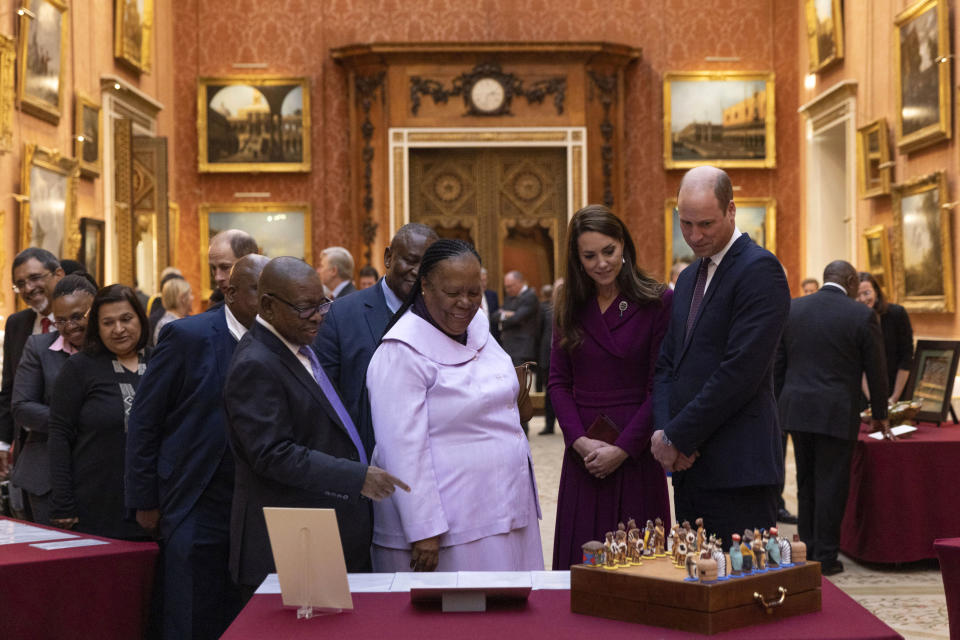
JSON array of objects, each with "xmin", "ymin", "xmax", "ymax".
[
  {"xmin": 313, "ymin": 223, "xmax": 437, "ymax": 456},
  {"xmin": 776, "ymin": 260, "xmax": 891, "ymax": 576},
  {"xmin": 498, "ymin": 270, "xmax": 539, "ymax": 366}
]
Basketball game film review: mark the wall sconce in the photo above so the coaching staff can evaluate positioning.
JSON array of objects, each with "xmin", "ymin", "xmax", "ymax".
[
  {"xmin": 804, "ymin": 74, "xmax": 817, "ymax": 90},
  {"xmin": 16, "ymin": 7, "xmax": 36, "ymax": 18}
]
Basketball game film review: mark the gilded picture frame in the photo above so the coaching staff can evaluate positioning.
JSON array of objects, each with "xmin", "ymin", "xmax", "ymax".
[
  {"xmin": 894, "ymin": 0, "xmax": 951, "ymax": 153},
  {"xmin": 79, "ymin": 217, "xmax": 105, "ymax": 287},
  {"xmin": 198, "ymin": 203, "xmax": 312, "ymax": 299},
  {"xmin": 805, "ymin": 0, "xmax": 844, "ymax": 72},
  {"xmin": 17, "ymin": 0, "xmax": 68, "ymax": 124},
  {"xmin": 197, "ymin": 76, "xmax": 311, "ymax": 173},
  {"xmin": 0, "ymin": 35, "xmax": 15, "ymax": 153},
  {"xmin": 856, "ymin": 119, "xmax": 892, "ymax": 199},
  {"xmin": 168, "ymin": 201, "xmax": 180, "ymax": 271},
  {"xmin": 114, "ymin": 0, "xmax": 153, "ymax": 73},
  {"xmin": 663, "ymin": 71, "xmax": 776, "ymax": 169},
  {"xmin": 75, "ymin": 93, "xmax": 102, "ymax": 179},
  {"xmin": 19, "ymin": 143, "xmax": 80, "ymax": 260},
  {"xmin": 862, "ymin": 224, "xmax": 894, "ymax": 298},
  {"xmin": 664, "ymin": 197, "xmax": 776, "ymax": 277},
  {"xmin": 891, "ymin": 171, "xmax": 953, "ymax": 312},
  {"xmin": 904, "ymin": 340, "xmax": 960, "ymax": 423}
]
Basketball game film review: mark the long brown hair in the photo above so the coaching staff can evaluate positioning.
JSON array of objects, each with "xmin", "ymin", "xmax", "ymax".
[
  {"xmin": 555, "ymin": 205, "xmax": 665, "ymax": 351},
  {"xmin": 859, "ymin": 271, "xmax": 889, "ymax": 315}
]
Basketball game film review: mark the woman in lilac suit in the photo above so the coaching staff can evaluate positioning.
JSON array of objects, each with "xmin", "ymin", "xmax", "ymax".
[
  {"xmin": 367, "ymin": 239, "xmax": 542, "ymax": 572},
  {"xmin": 549, "ymin": 205, "xmax": 673, "ymax": 570}
]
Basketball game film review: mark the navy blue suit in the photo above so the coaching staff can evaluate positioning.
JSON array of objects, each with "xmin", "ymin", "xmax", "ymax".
[
  {"xmin": 312, "ymin": 279, "xmax": 393, "ymax": 457},
  {"xmin": 125, "ymin": 307, "xmax": 242, "ymax": 640},
  {"xmin": 654, "ymin": 234, "xmax": 790, "ymax": 543}
]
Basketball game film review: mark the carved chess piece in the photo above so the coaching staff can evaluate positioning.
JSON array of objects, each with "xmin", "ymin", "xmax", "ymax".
[
  {"xmin": 778, "ymin": 530, "xmax": 793, "ymax": 565},
  {"xmin": 752, "ymin": 528, "xmax": 766, "ymax": 571},
  {"xmin": 603, "ymin": 532, "xmax": 618, "ymax": 569},
  {"xmin": 643, "ymin": 520, "xmax": 655, "ymax": 556},
  {"xmin": 684, "ymin": 532, "xmax": 699, "ymax": 580},
  {"xmin": 740, "ymin": 529, "xmax": 755, "ymax": 573},
  {"xmin": 729, "ymin": 534, "xmax": 743, "ymax": 576},
  {"xmin": 791, "ymin": 534, "xmax": 807, "ymax": 565},
  {"xmin": 695, "ymin": 517, "xmax": 705, "ymax": 552},
  {"xmin": 653, "ymin": 517, "xmax": 666, "ymax": 556},
  {"xmin": 697, "ymin": 543, "xmax": 718, "ymax": 582},
  {"xmin": 615, "ymin": 529, "xmax": 628, "ymax": 566},
  {"xmin": 712, "ymin": 537, "xmax": 727, "ymax": 579},
  {"xmin": 765, "ymin": 529, "xmax": 781, "ymax": 568},
  {"xmin": 582, "ymin": 540, "xmax": 604, "ymax": 566}
]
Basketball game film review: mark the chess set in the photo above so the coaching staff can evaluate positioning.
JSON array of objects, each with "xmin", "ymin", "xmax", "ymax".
[{"xmin": 570, "ymin": 518, "xmax": 822, "ymax": 635}]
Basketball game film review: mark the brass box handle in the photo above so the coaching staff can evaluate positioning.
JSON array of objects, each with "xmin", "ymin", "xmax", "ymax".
[{"xmin": 753, "ymin": 586, "xmax": 788, "ymax": 614}]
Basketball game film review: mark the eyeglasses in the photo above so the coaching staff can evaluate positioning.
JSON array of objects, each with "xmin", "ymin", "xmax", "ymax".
[
  {"xmin": 53, "ymin": 310, "xmax": 90, "ymax": 331},
  {"xmin": 12, "ymin": 271, "xmax": 52, "ymax": 294},
  {"xmin": 267, "ymin": 293, "xmax": 332, "ymax": 320}
]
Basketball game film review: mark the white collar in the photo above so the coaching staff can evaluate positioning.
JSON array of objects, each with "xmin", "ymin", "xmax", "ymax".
[
  {"xmin": 332, "ymin": 280, "xmax": 350, "ymax": 298},
  {"xmin": 821, "ymin": 282, "xmax": 848, "ymax": 294},
  {"xmin": 224, "ymin": 304, "xmax": 247, "ymax": 341},
  {"xmin": 255, "ymin": 315, "xmax": 301, "ymax": 357},
  {"xmin": 380, "ymin": 277, "xmax": 403, "ymax": 313},
  {"xmin": 706, "ymin": 227, "xmax": 742, "ymax": 266}
]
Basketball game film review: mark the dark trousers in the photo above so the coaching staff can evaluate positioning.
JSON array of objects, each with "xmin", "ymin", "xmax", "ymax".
[
  {"xmin": 790, "ymin": 430, "xmax": 855, "ymax": 564},
  {"xmin": 27, "ymin": 491, "xmax": 50, "ymax": 525},
  {"xmin": 161, "ymin": 492, "xmax": 244, "ymax": 640},
  {"xmin": 674, "ymin": 482, "xmax": 779, "ymax": 549},
  {"xmin": 777, "ymin": 431, "xmax": 789, "ymax": 511},
  {"xmin": 536, "ymin": 367, "xmax": 555, "ymax": 432}
]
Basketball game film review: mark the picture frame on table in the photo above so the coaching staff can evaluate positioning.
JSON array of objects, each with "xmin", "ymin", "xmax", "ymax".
[
  {"xmin": 114, "ymin": 0, "xmax": 154, "ymax": 73},
  {"xmin": 664, "ymin": 197, "xmax": 776, "ymax": 277},
  {"xmin": 0, "ymin": 34, "xmax": 15, "ymax": 153},
  {"xmin": 198, "ymin": 203, "xmax": 311, "ymax": 299},
  {"xmin": 856, "ymin": 119, "xmax": 892, "ymax": 198},
  {"xmin": 663, "ymin": 71, "xmax": 776, "ymax": 169},
  {"xmin": 862, "ymin": 225, "xmax": 894, "ymax": 298},
  {"xmin": 79, "ymin": 217, "xmax": 105, "ymax": 287},
  {"xmin": 891, "ymin": 171, "xmax": 953, "ymax": 312},
  {"xmin": 19, "ymin": 143, "xmax": 80, "ymax": 261},
  {"xmin": 805, "ymin": 0, "xmax": 844, "ymax": 72},
  {"xmin": 904, "ymin": 340, "xmax": 960, "ymax": 423},
  {"xmin": 75, "ymin": 93, "xmax": 102, "ymax": 179},
  {"xmin": 17, "ymin": 0, "xmax": 68, "ymax": 124},
  {"xmin": 894, "ymin": 0, "xmax": 951, "ymax": 153},
  {"xmin": 197, "ymin": 76, "xmax": 311, "ymax": 173}
]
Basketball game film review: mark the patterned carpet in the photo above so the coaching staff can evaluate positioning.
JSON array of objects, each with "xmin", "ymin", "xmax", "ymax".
[{"xmin": 526, "ymin": 418, "xmax": 950, "ymax": 639}]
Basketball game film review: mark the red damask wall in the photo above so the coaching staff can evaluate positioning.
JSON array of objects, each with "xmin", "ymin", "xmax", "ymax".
[{"xmin": 171, "ymin": 0, "xmax": 800, "ymax": 295}]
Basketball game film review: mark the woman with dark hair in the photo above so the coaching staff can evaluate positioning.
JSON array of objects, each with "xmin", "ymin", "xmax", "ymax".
[
  {"xmin": 11, "ymin": 275, "xmax": 98, "ymax": 524},
  {"xmin": 549, "ymin": 204, "xmax": 673, "ymax": 570},
  {"xmin": 366, "ymin": 239, "xmax": 542, "ymax": 572},
  {"xmin": 48, "ymin": 284, "xmax": 152, "ymax": 538},
  {"xmin": 858, "ymin": 272, "xmax": 914, "ymax": 402}
]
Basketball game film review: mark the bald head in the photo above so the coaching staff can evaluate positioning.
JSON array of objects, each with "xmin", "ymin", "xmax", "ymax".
[
  {"xmin": 504, "ymin": 270, "xmax": 525, "ymax": 298},
  {"xmin": 209, "ymin": 229, "xmax": 259, "ymax": 295},
  {"xmin": 225, "ymin": 254, "xmax": 269, "ymax": 328},
  {"xmin": 822, "ymin": 260, "xmax": 858, "ymax": 297},
  {"xmin": 677, "ymin": 165, "xmax": 737, "ymax": 258},
  {"xmin": 678, "ymin": 166, "xmax": 733, "ymax": 212}
]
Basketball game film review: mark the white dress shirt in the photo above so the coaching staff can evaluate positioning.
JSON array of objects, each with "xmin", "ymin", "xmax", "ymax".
[{"xmin": 703, "ymin": 227, "xmax": 743, "ymax": 293}]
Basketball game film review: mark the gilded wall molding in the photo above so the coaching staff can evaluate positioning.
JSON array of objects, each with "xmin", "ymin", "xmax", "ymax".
[
  {"xmin": 587, "ymin": 70, "xmax": 616, "ymax": 208},
  {"xmin": 356, "ymin": 71, "xmax": 386, "ymax": 267}
]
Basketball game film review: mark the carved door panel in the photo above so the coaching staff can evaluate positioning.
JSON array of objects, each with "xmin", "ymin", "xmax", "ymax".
[
  {"xmin": 114, "ymin": 118, "xmax": 135, "ymax": 286},
  {"xmin": 132, "ymin": 136, "xmax": 169, "ymax": 295},
  {"xmin": 409, "ymin": 147, "xmax": 566, "ymax": 296}
]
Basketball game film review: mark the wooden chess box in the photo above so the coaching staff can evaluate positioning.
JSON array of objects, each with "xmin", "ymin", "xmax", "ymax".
[{"xmin": 570, "ymin": 555, "xmax": 822, "ymax": 635}]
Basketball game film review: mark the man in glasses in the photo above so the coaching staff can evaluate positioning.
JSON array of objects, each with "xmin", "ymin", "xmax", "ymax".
[
  {"xmin": 224, "ymin": 257, "xmax": 409, "ymax": 600},
  {"xmin": 0, "ymin": 248, "xmax": 64, "ymax": 495},
  {"xmin": 125, "ymin": 254, "xmax": 268, "ymax": 640}
]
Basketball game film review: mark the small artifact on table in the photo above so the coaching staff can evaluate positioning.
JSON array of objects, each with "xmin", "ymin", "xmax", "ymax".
[
  {"xmin": 615, "ymin": 529, "xmax": 628, "ymax": 565},
  {"xmin": 653, "ymin": 517, "xmax": 666, "ymax": 556},
  {"xmin": 790, "ymin": 534, "xmax": 807, "ymax": 564},
  {"xmin": 697, "ymin": 542, "xmax": 718, "ymax": 582},
  {"xmin": 674, "ymin": 531, "xmax": 689, "ymax": 568},
  {"xmin": 729, "ymin": 534, "xmax": 743, "ymax": 576},
  {"xmin": 778, "ymin": 529, "xmax": 792, "ymax": 565},
  {"xmin": 643, "ymin": 520, "xmax": 655, "ymax": 556},
  {"xmin": 765, "ymin": 529, "xmax": 780, "ymax": 568},
  {"xmin": 861, "ymin": 399, "xmax": 922, "ymax": 427},
  {"xmin": 684, "ymin": 532, "xmax": 699, "ymax": 580},
  {"xmin": 582, "ymin": 540, "xmax": 604, "ymax": 567},
  {"xmin": 751, "ymin": 528, "xmax": 767, "ymax": 571},
  {"xmin": 603, "ymin": 532, "xmax": 618, "ymax": 569},
  {"xmin": 670, "ymin": 523, "xmax": 684, "ymax": 565},
  {"xmin": 740, "ymin": 530, "xmax": 755, "ymax": 573},
  {"xmin": 711, "ymin": 536, "xmax": 728, "ymax": 579},
  {"xmin": 695, "ymin": 517, "xmax": 706, "ymax": 552}
]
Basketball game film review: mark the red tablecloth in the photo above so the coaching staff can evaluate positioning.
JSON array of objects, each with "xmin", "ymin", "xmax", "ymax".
[
  {"xmin": 222, "ymin": 580, "xmax": 900, "ymax": 640},
  {"xmin": 0, "ymin": 517, "xmax": 159, "ymax": 640},
  {"xmin": 840, "ymin": 423, "xmax": 960, "ymax": 563},
  {"xmin": 935, "ymin": 538, "xmax": 960, "ymax": 640}
]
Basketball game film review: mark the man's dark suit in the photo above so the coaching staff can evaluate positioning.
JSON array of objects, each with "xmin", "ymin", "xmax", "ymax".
[
  {"xmin": 500, "ymin": 287, "xmax": 539, "ymax": 365},
  {"xmin": 125, "ymin": 308, "xmax": 242, "ymax": 639},
  {"xmin": 654, "ymin": 234, "xmax": 790, "ymax": 544},
  {"xmin": 225, "ymin": 322, "xmax": 371, "ymax": 589},
  {"xmin": 10, "ymin": 332, "xmax": 65, "ymax": 524},
  {"xmin": 334, "ymin": 281, "xmax": 356, "ymax": 299},
  {"xmin": 485, "ymin": 289, "xmax": 500, "ymax": 342},
  {"xmin": 312, "ymin": 279, "xmax": 393, "ymax": 457},
  {"xmin": 0, "ymin": 308, "xmax": 39, "ymax": 445},
  {"xmin": 776, "ymin": 285, "xmax": 888, "ymax": 565}
]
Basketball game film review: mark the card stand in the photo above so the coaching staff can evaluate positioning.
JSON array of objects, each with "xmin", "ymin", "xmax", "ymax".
[
  {"xmin": 294, "ymin": 526, "xmax": 342, "ymax": 620},
  {"xmin": 442, "ymin": 591, "xmax": 487, "ymax": 612}
]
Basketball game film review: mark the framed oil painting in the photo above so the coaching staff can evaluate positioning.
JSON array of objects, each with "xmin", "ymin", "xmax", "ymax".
[
  {"xmin": 856, "ymin": 119, "xmax": 892, "ymax": 199},
  {"xmin": 904, "ymin": 340, "xmax": 960, "ymax": 423},
  {"xmin": 198, "ymin": 203, "xmax": 311, "ymax": 298},
  {"xmin": 862, "ymin": 225, "xmax": 894, "ymax": 297},
  {"xmin": 0, "ymin": 35, "xmax": 15, "ymax": 153},
  {"xmin": 19, "ymin": 143, "xmax": 79, "ymax": 260},
  {"xmin": 891, "ymin": 171, "xmax": 953, "ymax": 312},
  {"xmin": 197, "ymin": 77, "xmax": 311, "ymax": 173},
  {"xmin": 663, "ymin": 71, "xmax": 775, "ymax": 170},
  {"xmin": 894, "ymin": 0, "xmax": 951, "ymax": 153},
  {"xmin": 75, "ymin": 93, "xmax": 102, "ymax": 179},
  {"xmin": 805, "ymin": 0, "xmax": 844, "ymax": 72},
  {"xmin": 664, "ymin": 197, "xmax": 776, "ymax": 277},
  {"xmin": 17, "ymin": 0, "xmax": 68, "ymax": 124},
  {"xmin": 114, "ymin": 0, "xmax": 153, "ymax": 73},
  {"xmin": 79, "ymin": 217, "xmax": 105, "ymax": 287}
]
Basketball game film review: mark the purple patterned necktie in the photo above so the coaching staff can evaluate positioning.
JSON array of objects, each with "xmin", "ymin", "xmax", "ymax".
[
  {"xmin": 298, "ymin": 346, "xmax": 369, "ymax": 465},
  {"xmin": 685, "ymin": 257, "xmax": 711, "ymax": 342}
]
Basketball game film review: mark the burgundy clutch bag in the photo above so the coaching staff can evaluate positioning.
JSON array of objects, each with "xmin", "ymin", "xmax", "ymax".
[{"xmin": 586, "ymin": 413, "xmax": 620, "ymax": 444}]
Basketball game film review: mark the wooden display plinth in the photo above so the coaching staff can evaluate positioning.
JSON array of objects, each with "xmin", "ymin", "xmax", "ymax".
[{"xmin": 570, "ymin": 557, "xmax": 821, "ymax": 635}]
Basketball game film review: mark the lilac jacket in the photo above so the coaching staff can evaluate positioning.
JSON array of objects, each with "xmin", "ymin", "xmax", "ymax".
[{"xmin": 366, "ymin": 309, "xmax": 540, "ymax": 549}]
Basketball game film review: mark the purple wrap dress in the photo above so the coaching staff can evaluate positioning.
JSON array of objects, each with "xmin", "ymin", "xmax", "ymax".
[{"xmin": 548, "ymin": 289, "xmax": 673, "ymax": 570}]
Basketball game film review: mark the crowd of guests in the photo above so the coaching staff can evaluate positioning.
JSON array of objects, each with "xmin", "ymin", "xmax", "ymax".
[{"xmin": 0, "ymin": 164, "xmax": 914, "ymax": 638}]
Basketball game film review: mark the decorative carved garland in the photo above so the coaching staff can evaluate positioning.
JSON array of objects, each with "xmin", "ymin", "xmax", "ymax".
[
  {"xmin": 355, "ymin": 71, "xmax": 386, "ymax": 267},
  {"xmin": 410, "ymin": 62, "xmax": 565, "ymax": 117},
  {"xmin": 588, "ymin": 70, "xmax": 616, "ymax": 208}
]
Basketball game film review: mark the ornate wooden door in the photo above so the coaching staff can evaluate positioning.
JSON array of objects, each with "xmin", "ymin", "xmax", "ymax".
[{"xmin": 409, "ymin": 147, "xmax": 566, "ymax": 295}]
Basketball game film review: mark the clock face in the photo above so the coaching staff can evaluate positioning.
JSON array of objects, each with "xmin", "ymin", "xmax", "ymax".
[{"xmin": 470, "ymin": 77, "xmax": 506, "ymax": 113}]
